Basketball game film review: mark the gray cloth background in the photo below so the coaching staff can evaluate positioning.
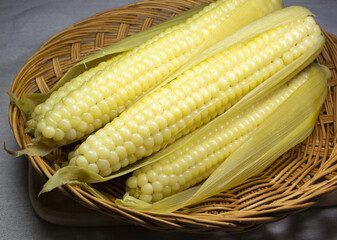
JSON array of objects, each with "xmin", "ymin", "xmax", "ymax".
[{"xmin": 1, "ymin": 0, "xmax": 337, "ymax": 239}]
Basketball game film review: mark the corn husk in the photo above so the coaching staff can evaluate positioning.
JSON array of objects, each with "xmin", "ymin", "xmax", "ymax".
[{"xmin": 117, "ymin": 63, "xmax": 330, "ymax": 212}]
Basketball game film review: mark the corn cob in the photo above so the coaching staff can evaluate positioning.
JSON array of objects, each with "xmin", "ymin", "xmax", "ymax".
[
  {"xmin": 27, "ymin": 0, "xmax": 282, "ymax": 147},
  {"xmin": 124, "ymin": 63, "xmax": 329, "ymax": 204},
  {"xmin": 16, "ymin": 3, "xmax": 208, "ymax": 118},
  {"xmin": 67, "ymin": 14, "xmax": 323, "ymax": 176}
]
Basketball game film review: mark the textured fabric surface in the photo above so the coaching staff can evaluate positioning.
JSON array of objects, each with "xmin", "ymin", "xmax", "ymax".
[{"xmin": 1, "ymin": 0, "xmax": 337, "ymax": 239}]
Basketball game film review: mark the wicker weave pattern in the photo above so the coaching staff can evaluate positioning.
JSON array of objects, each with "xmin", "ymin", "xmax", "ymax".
[{"xmin": 8, "ymin": 0, "xmax": 337, "ymax": 232}]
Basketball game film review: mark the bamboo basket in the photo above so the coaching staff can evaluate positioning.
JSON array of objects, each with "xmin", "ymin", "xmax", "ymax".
[{"xmin": 8, "ymin": 0, "xmax": 337, "ymax": 233}]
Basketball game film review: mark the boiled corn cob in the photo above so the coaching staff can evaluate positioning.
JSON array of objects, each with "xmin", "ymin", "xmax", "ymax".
[
  {"xmin": 123, "ymin": 63, "xmax": 329, "ymax": 204},
  {"xmin": 67, "ymin": 14, "xmax": 323, "ymax": 177},
  {"xmin": 27, "ymin": 0, "xmax": 282, "ymax": 147}
]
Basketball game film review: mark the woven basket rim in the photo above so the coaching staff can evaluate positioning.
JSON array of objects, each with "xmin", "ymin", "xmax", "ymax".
[{"xmin": 8, "ymin": 0, "xmax": 337, "ymax": 233}]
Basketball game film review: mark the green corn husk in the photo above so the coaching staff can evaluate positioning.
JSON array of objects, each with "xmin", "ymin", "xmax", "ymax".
[
  {"xmin": 38, "ymin": 6, "xmax": 324, "ymax": 195},
  {"xmin": 116, "ymin": 63, "xmax": 330, "ymax": 212}
]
